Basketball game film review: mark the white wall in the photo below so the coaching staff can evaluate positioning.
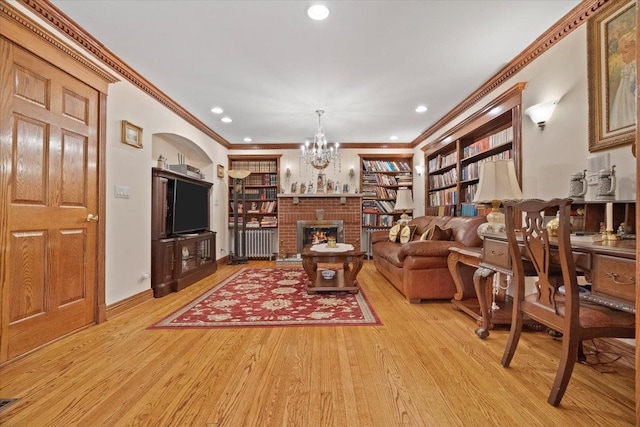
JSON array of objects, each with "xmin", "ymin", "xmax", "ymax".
[
  {"xmin": 105, "ymin": 80, "xmax": 228, "ymax": 304},
  {"xmin": 416, "ymin": 26, "xmax": 636, "ymax": 202}
]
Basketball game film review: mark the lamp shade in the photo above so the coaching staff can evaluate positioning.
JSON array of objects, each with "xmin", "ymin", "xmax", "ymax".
[
  {"xmin": 472, "ymin": 160, "xmax": 522, "ymax": 203},
  {"xmin": 394, "ymin": 187, "xmax": 414, "ymax": 211},
  {"xmin": 228, "ymin": 169, "xmax": 251, "ymax": 179},
  {"xmin": 525, "ymin": 100, "xmax": 557, "ymax": 127}
]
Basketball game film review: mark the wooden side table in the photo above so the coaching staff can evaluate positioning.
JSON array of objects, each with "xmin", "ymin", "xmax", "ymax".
[
  {"xmin": 447, "ymin": 246, "xmax": 512, "ymax": 339},
  {"xmin": 301, "ymin": 244, "xmax": 364, "ymax": 293}
]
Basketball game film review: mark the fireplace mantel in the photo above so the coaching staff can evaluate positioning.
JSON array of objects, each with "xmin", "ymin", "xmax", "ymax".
[{"xmin": 278, "ymin": 193, "xmax": 364, "ymax": 205}]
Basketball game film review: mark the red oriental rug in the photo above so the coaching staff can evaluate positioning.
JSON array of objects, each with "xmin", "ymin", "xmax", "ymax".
[{"xmin": 150, "ymin": 267, "xmax": 381, "ymax": 328}]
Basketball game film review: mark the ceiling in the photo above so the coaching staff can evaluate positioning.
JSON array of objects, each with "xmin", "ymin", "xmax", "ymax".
[{"xmin": 50, "ymin": 0, "xmax": 581, "ymax": 146}]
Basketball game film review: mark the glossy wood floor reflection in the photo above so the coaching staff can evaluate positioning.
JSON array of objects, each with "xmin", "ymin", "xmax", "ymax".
[{"xmin": 0, "ymin": 261, "xmax": 634, "ymax": 426}]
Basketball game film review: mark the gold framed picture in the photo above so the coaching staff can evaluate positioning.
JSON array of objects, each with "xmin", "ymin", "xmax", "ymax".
[
  {"xmin": 587, "ymin": 0, "xmax": 636, "ymax": 152},
  {"xmin": 121, "ymin": 120, "xmax": 143, "ymax": 148},
  {"xmin": 217, "ymin": 164, "xmax": 225, "ymax": 178}
]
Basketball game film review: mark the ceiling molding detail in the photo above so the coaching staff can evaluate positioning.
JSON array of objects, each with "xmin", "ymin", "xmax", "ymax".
[
  {"xmin": 411, "ymin": 0, "xmax": 611, "ymax": 148},
  {"xmin": 227, "ymin": 142, "xmax": 413, "ymax": 151},
  {"xmin": 0, "ymin": 1, "xmax": 118, "ymax": 85},
  {"xmin": 17, "ymin": 0, "xmax": 231, "ymax": 149}
]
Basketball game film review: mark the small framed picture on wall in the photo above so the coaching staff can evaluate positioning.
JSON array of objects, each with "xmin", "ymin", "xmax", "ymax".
[
  {"xmin": 217, "ymin": 164, "xmax": 225, "ymax": 178},
  {"xmin": 121, "ymin": 120, "xmax": 143, "ymax": 148}
]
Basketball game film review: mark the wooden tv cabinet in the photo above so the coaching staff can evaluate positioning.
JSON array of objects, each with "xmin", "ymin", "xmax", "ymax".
[{"xmin": 151, "ymin": 168, "xmax": 217, "ymax": 298}]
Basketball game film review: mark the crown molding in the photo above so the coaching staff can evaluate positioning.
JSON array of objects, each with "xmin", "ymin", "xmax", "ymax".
[
  {"xmin": 0, "ymin": 1, "xmax": 118, "ymax": 85},
  {"xmin": 411, "ymin": 0, "xmax": 611, "ymax": 148},
  {"xmin": 227, "ymin": 142, "xmax": 413, "ymax": 151},
  {"xmin": 16, "ymin": 0, "xmax": 231, "ymax": 149}
]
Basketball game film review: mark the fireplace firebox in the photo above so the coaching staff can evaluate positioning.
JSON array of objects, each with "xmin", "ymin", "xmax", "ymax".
[{"xmin": 296, "ymin": 220, "xmax": 344, "ymax": 253}]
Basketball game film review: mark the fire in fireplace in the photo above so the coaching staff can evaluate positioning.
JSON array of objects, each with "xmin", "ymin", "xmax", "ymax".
[{"xmin": 296, "ymin": 220, "xmax": 344, "ymax": 253}]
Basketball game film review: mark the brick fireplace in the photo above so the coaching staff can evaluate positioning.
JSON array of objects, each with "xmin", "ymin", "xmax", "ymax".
[{"xmin": 277, "ymin": 194, "xmax": 362, "ymax": 256}]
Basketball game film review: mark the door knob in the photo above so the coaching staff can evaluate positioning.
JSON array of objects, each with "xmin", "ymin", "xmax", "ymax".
[{"xmin": 87, "ymin": 214, "xmax": 99, "ymax": 222}]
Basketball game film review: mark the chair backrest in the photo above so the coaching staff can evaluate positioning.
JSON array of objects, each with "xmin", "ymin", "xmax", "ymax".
[{"xmin": 503, "ymin": 198, "xmax": 578, "ymax": 322}]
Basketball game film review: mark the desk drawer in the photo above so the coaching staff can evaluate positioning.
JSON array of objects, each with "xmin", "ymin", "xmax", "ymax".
[
  {"xmin": 592, "ymin": 255, "xmax": 635, "ymax": 303},
  {"xmin": 483, "ymin": 239, "xmax": 510, "ymax": 269}
]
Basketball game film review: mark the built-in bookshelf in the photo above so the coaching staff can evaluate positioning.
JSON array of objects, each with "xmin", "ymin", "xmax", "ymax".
[
  {"xmin": 423, "ymin": 84, "xmax": 523, "ymax": 217},
  {"xmin": 228, "ymin": 155, "xmax": 281, "ymax": 229},
  {"xmin": 360, "ymin": 154, "xmax": 413, "ymax": 228}
]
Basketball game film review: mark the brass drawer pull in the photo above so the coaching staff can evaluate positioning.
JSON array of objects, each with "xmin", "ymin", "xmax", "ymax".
[
  {"xmin": 490, "ymin": 249, "xmax": 504, "ymax": 256},
  {"xmin": 605, "ymin": 272, "xmax": 635, "ymax": 285}
]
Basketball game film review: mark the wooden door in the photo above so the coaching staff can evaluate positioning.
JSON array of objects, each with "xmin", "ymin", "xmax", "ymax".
[{"xmin": 0, "ymin": 38, "xmax": 100, "ymax": 362}]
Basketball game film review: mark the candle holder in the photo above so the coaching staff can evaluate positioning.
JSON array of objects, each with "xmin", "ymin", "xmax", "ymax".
[{"xmin": 602, "ymin": 230, "xmax": 619, "ymax": 241}]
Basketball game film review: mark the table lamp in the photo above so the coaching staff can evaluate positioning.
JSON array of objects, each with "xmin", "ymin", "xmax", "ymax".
[
  {"xmin": 394, "ymin": 187, "xmax": 414, "ymax": 225},
  {"xmin": 472, "ymin": 159, "xmax": 522, "ymax": 234}
]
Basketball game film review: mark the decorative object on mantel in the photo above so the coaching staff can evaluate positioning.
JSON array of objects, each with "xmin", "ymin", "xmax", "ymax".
[
  {"xmin": 300, "ymin": 110, "xmax": 340, "ymax": 170},
  {"xmin": 568, "ymin": 169, "xmax": 587, "ymax": 201},
  {"xmin": 473, "ymin": 159, "xmax": 523, "ymax": 235},
  {"xmin": 595, "ymin": 165, "xmax": 616, "ymax": 201},
  {"xmin": 229, "ymin": 169, "xmax": 251, "ymax": 264}
]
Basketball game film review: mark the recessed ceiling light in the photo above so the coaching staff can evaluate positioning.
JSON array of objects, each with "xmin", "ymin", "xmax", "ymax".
[
  {"xmin": 415, "ymin": 105, "xmax": 428, "ymax": 113},
  {"xmin": 390, "ymin": 135, "xmax": 398, "ymax": 140},
  {"xmin": 221, "ymin": 117, "xmax": 232, "ymax": 123},
  {"xmin": 307, "ymin": 4, "xmax": 329, "ymax": 21},
  {"xmin": 243, "ymin": 137, "xmax": 252, "ymax": 142},
  {"xmin": 211, "ymin": 107, "xmax": 223, "ymax": 114}
]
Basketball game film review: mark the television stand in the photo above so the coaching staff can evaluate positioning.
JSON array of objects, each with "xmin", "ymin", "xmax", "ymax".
[{"xmin": 152, "ymin": 230, "xmax": 217, "ymax": 298}]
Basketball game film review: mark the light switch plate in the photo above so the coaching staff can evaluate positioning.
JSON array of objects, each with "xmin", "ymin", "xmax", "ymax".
[{"xmin": 115, "ymin": 185, "xmax": 130, "ymax": 199}]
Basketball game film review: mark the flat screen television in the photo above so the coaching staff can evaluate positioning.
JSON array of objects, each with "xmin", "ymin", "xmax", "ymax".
[{"xmin": 172, "ymin": 179, "xmax": 209, "ymax": 234}]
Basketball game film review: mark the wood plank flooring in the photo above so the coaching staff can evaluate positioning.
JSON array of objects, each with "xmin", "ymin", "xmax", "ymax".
[{"xmin": 0, "ymin": 261, "xmax": 634, "ymax": 426}]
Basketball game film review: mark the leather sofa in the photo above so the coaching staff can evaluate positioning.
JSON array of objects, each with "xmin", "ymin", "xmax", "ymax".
[{"xmin": 371, "ymin": 215, "xmax": 486, "ymax": 303}]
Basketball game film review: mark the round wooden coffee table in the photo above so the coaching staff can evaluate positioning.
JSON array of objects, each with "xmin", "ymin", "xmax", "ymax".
[{"xmin": 301, "ymin": 244, "xmax": 364, "ymax": 293}]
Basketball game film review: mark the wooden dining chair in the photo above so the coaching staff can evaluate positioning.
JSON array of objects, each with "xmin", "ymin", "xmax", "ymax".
[{"xmin": 501, "ymin": 198, "xmax": 635, "ymax": 406}]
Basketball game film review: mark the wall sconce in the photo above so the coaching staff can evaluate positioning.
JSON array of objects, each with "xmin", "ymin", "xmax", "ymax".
[
  {"xmin": 414, "ymin": 164, "xmax": 425, "ymax": 176},
  {"xmin": 349, "ymin": 167, "xmax": 355, "ymax": 179},
  {"xmin": 525, "ymin": 100, "xmax": 558, "ymax": 130},
  {"xmin": 285, "ymin": 167, "xmax": 291, "ymax": 179}
]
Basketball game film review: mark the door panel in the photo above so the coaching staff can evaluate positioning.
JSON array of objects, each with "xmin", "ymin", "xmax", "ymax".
[{"xmin": 0, "ymin": 38, "xmax": 99, "ymax": 362}]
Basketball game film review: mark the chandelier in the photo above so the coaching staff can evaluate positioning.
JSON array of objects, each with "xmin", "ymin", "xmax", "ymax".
[{"xmin": 300, "ymin": 110, "xmax": 339, "ymax": 170}]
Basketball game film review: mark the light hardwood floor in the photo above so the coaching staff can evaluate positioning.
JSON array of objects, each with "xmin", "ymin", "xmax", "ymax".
[{"xmin": 0, "ymin": 261, "xmax": 634, "ymax": 426}]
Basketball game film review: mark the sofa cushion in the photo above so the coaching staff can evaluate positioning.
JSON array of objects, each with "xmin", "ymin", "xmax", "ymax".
[
  {"xmin": 400, "ymin": 224, "xmax": 418, "ymax": 243},
  {"xmin": 389, "ymin": 224, "xmax": 401, "ymax": 242},
  {"xmin": 420, "ymin": 224, "xmax": 453, "ymax": 241}
]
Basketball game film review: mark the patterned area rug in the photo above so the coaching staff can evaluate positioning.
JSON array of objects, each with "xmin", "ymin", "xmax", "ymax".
[{"xmin": 150, "ymin": 267, "xmax": 381, "ymax": 328}]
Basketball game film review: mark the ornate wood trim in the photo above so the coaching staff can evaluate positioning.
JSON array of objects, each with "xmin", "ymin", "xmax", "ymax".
[
  {"xmin": 0, "ymin": 1, "xmax": 117, "ymax": 87},
  {"xmin": 13, "ymin": 0, "xmax": 611, "ymax": 151},
  {"xmin": 16, "ymin": 0, "xmax": 231, "ymax": 148},
  {"xmin": 412, "ymin": 0, "xmax": 612, "ymax": 147},
  {"xmin": 228, "ymin": 142, "xmax": 413, "ymax": 150}
]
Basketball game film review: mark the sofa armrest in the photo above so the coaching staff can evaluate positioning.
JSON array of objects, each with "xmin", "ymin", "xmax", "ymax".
[
  {"xmin": 371, "ymin": 230, "xmax": 390, "ymax": 245},
  {"xmin": 398, "ymin": 240, "xmax": 464, "ymax": 261}
]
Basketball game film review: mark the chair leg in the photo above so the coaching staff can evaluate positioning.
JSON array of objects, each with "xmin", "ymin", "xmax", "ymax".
[
  {"xmin": 501, "ymin": 306, "xmax": 523, "ymax": 367},
  {"xmin": 548, "ymin": 332, "xmax": 580, "ymax": 406}
]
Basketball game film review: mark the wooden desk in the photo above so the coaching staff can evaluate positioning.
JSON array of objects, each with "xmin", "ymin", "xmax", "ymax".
[
  {"xmin": 448, "ymin": 232, "xmax": 636, "ymax": 339},
  {"xmin": 301, "ymin": 244, "xmax": 364, "ymax": 293}
]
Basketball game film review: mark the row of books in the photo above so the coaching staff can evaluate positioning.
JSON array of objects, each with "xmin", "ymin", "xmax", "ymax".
[
  {"xmin": 242, "ymin": 188, "xmax": 278, "ymax": 200},
  {"xmin": 461, "ymin": 150, "xmax": 512, "ymax": 180},
  {"xmin": 462, "ymin": 126, "xmax": 513, "ymax": 159},
  {"xmin": 362, "ymin": 214, "xmax": 396, "ymax": 227},
  {"xmin": 425, "ymin": 205, "xmax": 457, "ymax": 217},
  {"xmin": 228, "ymin": 216, "xmax": 278, "ymax": 228},
  {"xmin": 245, "ymin": 200, "xmax": 277, "ymax": 213},
  {"xmin": 230, "ymin": 160, "xmax": 277, "ymax": 173},
  {"xmin": 362, "ymin": 199, "xmax": 397, "ymax": 214},
  {"xmin": 462, "ymin": 183, "xmax": 478, "ymax": 204},
  {"xmin": 363, "ymin": 173, "xmax": 400, "ymax": 186},
  {"xmin": 428, "ymin": 188, "xmax": 457, "ymax": 206},
  {"xmin": 362, "ymin": 160, "xmax": 411, "ymax": 172},
  {"xmin": 429, "ymin": 168, "xmax": 457, "ymax": 189},
  {"xmin": 428, "ymin": 150, "xmax": 458, "ymax": 173},
  {"xmin": 245, "ymin": 174, "xmax": 277, "ymax": 186}
]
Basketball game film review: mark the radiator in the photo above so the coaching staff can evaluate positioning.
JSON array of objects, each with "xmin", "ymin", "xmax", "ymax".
[{"xmin": 231, "ymin": 229, "xmax": 275, "ymax": 260}]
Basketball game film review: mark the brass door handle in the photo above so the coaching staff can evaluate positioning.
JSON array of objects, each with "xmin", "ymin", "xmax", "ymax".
[
  {"xmin": 86, "ymin": 214, "xmax": 99, "ymax": 222},
  {"xmin": 605, "ymin": 272, "xmax": 635, "ymax": 285}
]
